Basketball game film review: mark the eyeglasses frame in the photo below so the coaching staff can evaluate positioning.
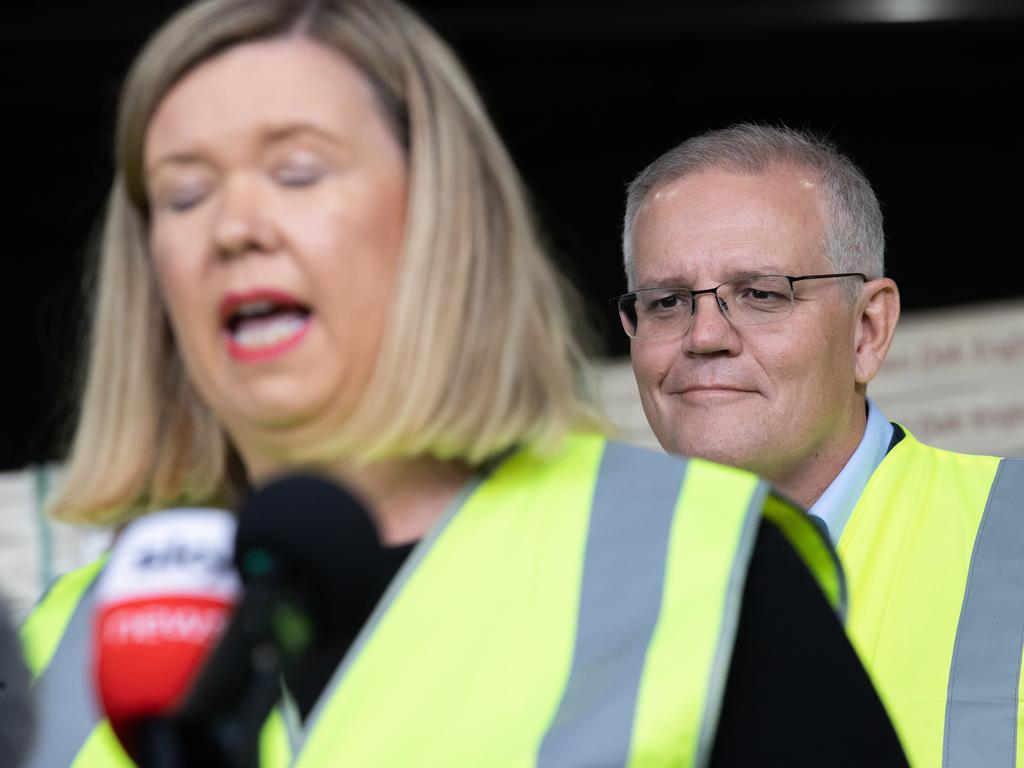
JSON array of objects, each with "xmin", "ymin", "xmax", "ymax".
[{"xmin": 612, "ymin": 272, "xmax": 868, "ymax": 338}]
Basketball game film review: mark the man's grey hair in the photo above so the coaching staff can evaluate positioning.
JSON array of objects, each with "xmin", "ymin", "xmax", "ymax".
[{"xmin": 622, "ymin": 123, "xmax": 885, "ymax": 295}]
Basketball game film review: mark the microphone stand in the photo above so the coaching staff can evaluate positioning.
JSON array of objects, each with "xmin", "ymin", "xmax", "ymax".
[{"xmin": 149, "ymin": 565, "xmax": 288, "ymax": 768}]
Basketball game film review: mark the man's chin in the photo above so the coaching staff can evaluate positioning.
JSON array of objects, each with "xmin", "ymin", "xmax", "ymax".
[
  {"xmin": 661, "ymin": 423, "xmax": 767, "ymax": 475},
  {"xmin": 675, "ymin": 443, "xmax": 751, "ymax": 470}
]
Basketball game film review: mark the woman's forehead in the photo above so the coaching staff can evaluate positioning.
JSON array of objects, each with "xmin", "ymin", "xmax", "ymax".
[{"xmin": 144, "ymin": 38, "xmax": 380, "ymax": 165}]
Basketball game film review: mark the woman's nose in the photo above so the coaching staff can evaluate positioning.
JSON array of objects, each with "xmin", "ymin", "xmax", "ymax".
[{"xmin": 212, "ymin": 173, "xmax": 276, "ymax": 258}]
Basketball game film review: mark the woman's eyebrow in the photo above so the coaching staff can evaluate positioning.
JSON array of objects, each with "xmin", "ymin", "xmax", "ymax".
[
  {"xmin": 147, "ymin": 122, "xmax": 347, "ymax": 175},
  {"xmin": 261, "ymin": 122, "xmax": 345, "ymax": 146},
  {"xmin": 147, "ymin": 151, "xmax": 210, "ymax": 176}
]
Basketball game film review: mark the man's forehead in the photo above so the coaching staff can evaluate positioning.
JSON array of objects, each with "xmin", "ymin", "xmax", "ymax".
[
  {"xmin": 633, "ymin": 246, "xmax": 800, "ymax": 289},
  {"xmin": 640, "ymin": 164, "xmax": 822, "ymax": 219},
  {"xmin": 632, "ymin": 164, "xmax": 827, "ymax": 280}
]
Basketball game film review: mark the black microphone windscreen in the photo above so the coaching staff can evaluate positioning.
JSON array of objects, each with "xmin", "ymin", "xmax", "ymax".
[{"xmin": 234, "ymin": 474, "xmax": 382, "ymax": 635}]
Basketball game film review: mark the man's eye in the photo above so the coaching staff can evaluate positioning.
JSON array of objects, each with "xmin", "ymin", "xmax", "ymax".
[
  {"xmin": 746, "ymin": 289, "xmax": 785, "ymax": 301},
  {"xmin": 643, "ymin": 293, "xmax": 686, "ymax": 312}
]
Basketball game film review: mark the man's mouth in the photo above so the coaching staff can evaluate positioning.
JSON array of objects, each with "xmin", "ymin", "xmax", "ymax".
[
  {"xmin": 681, "ymin": 384, "xmax": 746, "ymax": 392},
  {"xmin": 675, "ymin": 384, "xmax": 756, "ymax": 399}
]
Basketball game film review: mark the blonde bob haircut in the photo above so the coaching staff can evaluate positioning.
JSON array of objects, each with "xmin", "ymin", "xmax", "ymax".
[{"xmin": 52, "ymin": 0, "xmax": 604, "ymax": 524}]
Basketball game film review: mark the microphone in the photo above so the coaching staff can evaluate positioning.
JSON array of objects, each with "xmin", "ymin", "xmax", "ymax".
[
  {"xmin": 234, "ymin": 473, "xmax": 385, "ymax": 643},
  {"xmin": 235, "ymin": 473, "xmax": 397, "ymax": 715},
  {"xmin": 91, "ymin": 508, "xmax": 239, "ymax": 764},
  {"xmin": 1, "ymin": 594, "xmax": 35, "ymax": 768},
  {"xmin": 177, "ymin": 474, "xmax": 388, "ymax": 765}
]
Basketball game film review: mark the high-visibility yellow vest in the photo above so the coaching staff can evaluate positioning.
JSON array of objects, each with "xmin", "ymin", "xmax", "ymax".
[
  {"xmin": 839, "ymin": 428, "xmax": 1024, "ymax": 767},
  {"xmin": 22, "ymin": 434, "xmax": 841, "ymax": 767}
]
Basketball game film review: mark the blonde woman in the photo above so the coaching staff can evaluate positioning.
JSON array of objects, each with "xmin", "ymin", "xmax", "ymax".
[{"xmin": 20, "ymin": 1, "xmax": 903, "ymax": 766}]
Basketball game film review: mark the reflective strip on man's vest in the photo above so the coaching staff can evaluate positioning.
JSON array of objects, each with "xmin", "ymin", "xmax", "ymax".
[
  {"xmin": 294, "ymin": 434, "xmax": 840, "ymax": 767},
  {"xmin": 944, "ymin": 457, "xmax": 1024, "ymax": 768},
  {"xmin": 838, "ymin": 429, "xmax": 1024, "ymax": 767}
]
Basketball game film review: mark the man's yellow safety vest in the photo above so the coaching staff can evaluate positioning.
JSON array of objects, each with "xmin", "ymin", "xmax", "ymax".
[
  {"xmin": 839, "ymin": 427, "xmax": 1024, "ymax": 767},
  {"xmin": 22, "ymin": 434, "xmax": 842, "ymax": 767}
]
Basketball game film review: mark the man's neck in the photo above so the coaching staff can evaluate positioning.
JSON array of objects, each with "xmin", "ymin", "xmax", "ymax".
[
  {"xmin": 771, "ymin": 406, "xmax": 868, "ymax": 510},
  {"xmin": 805, "ymin": 399, "xmax": 895, "ymax": 543}
]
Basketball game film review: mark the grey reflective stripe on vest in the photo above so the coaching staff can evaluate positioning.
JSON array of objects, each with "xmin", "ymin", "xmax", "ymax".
[
  {"xmin": 536, "ymin": 442, "xmax": 688, "ymax": 768},
  {"xmin": 280, "ymin": 686, "xmax": 304, "ymax": 756},
  {"xmin": 944, "ymin": 458, "xmax": 1024, "ymax": 768},
  {"xmin": 23, "ymin": 576, "xmax": 102, "ymax": 768}
]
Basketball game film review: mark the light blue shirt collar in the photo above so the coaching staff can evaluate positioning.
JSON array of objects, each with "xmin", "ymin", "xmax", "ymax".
[{"xmin": 808, "ymin": 398, "xmax": 893, "ymax": 545}]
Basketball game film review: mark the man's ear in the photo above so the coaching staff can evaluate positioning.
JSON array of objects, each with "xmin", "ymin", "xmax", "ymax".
[{"xmin": 854, "ymin": 277, "xmax": 900, "ymax": 385}]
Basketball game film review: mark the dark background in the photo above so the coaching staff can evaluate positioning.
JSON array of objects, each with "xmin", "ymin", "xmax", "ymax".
[{"xmin": 4, "ymin": 0, "xmax": 1023, "ymax": 469}]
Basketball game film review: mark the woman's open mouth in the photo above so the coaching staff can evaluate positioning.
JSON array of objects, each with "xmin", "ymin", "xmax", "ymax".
[{"xmin": 220, "ymin": 290, "xmax": 313, "ymax": 362}]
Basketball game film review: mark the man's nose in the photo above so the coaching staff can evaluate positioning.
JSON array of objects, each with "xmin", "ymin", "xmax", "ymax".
[{"xmin": 685, "ymin": 290, "xmax": 737, "ymax": 353}]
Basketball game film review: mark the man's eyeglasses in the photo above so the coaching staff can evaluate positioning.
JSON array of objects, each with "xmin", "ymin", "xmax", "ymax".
[{"xmin": 613, "ymin": 273, "xmax": 867, "ymax": 339}]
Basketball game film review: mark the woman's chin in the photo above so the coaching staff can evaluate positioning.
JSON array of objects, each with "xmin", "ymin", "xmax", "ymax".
[{"xmin": 225, "ymin": 410, "xmax": 358, "ymax": 476}]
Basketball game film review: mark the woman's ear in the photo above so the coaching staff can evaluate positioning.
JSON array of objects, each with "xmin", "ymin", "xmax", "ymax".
[{"xmin": 854, "ymin": 277, "xmax": 900, "ymax": 385}]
